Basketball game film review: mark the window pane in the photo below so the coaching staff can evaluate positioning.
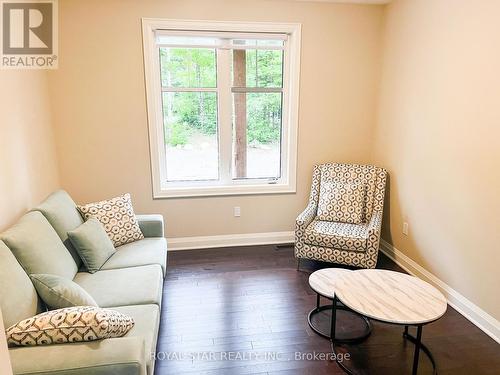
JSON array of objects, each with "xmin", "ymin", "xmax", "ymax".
[
  {"xmin": 162, "ymin": 92, "xmax": 219, "ymax": 181},
  {"xmin": 231, "ymin": 49, "xmax": 283, "ymax": 88},
  {"xmin": 160, "ymin": 48, "xmax": 216, "ymax": 88},
  {"xmin": 232, "ymin": 93, "xmax": 282, "ymax": 179}
]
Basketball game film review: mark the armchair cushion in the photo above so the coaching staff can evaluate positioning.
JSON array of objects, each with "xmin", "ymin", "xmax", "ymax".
[
  {"xmin": 317, "ymin": 182, "xmax": 365, "ymax": 224},
  {"xmin": 304, "ymin": 219, "xmax": 368, "ymax": 252}
]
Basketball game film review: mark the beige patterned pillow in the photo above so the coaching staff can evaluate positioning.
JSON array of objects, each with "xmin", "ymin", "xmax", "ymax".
[
  {"xmin": 6, "ymin": 306, "xmax": 134, "ymax": 347},
  {"xmin": 317, "ymin": 182, "xmax": 366, "ymax": 224},
  {"xmin": 78, "ymin": 193, "xmax": 144, "ymax": 247}
]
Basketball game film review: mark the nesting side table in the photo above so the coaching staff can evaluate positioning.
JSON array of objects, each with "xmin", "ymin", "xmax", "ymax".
[
  {"xmin": 331, "ymin": 269, "xmax": 447, "ymax": 375},
  {"xmin": 308, "ymin": 268, "xmax": 371, "ymax": 342}
]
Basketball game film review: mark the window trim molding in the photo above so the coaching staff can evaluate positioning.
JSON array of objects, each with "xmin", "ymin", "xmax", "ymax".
[{"xmin": 141, "ymin": 18, "xmax": 301, "ymax": 198}]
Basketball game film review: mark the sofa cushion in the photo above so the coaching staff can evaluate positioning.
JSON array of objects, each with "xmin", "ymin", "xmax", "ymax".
[
  {"xmin": 6, "ymin": 306, "xmax": 134, "ymax": 347},
  {"xmin": 73, "ymin": 265, "xmax": 163, "ymax": 308},
  {"xmin": 9, "ymin": 336, "xmax": 147, "ymax": 375},
  {"xmin": 34, "ymin": 190, "xmax": 85, "ymax": 268},
  {"xmin": 30, "ymin": 274, "xmax": 98, "ymax": 309},
  {"xmin": 113, "ymin": 304, "xmax": 160, "ymax": 375},
  {"xmin": 0, "ymin": 241, "xmax": 42, "ymax": 328},
  {"xmin": 304, "ymin": 219, "xmax": 369, "ymax": 252},
  {"xmin": 78, "ymin": 193, "xmax": 144, "ymax": 247},
  {"xmin": 0, "ymin": 211, "xmax": 78, "ymax": 280},
  {"xmin": 101, "ymin": 238, "xmax": 167, "ymax": 276},
  {"xmin": 68, "ymin": 218, "xmax": 116, "ymax": 273}
]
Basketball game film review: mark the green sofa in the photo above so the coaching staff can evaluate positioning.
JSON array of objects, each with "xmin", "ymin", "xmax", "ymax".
[{"xmin": 0, "ymin": 190, "xmax": 167, "ymax": 375}]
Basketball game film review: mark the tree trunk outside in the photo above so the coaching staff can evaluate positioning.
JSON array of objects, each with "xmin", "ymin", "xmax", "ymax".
[{"xmin": 233, "ymin": 50, "xmax": 247, "ymax": 178}]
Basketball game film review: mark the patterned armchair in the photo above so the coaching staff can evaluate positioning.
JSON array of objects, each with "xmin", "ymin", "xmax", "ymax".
[{"xmin": 295, "ymin": 163, "xmax": 387, "ymax": 269}]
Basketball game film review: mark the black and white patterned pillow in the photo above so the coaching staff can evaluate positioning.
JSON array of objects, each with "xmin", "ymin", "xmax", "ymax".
[
  {"xmin": 6, "ymin": 306, "xmax": 134, "ymax": 347},
  {"xmin": 316, "ymin": 182, "xmax": 366, "ymax": 224},
  {"xmin": 78, "ymin": 193, "xmax": 144, "ymax": 247}
]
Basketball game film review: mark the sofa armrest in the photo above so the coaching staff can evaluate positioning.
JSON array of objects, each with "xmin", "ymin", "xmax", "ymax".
[
  {"xmin": 136, "ymin": 214, "xmax": 164, "ymax": 238},
  {"xmin": 9, "ymin": 336, "xmax": 147, "ymax": 375}
]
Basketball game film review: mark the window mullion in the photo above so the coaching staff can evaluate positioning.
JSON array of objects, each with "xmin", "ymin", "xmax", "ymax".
[{"xmin": 216, "ymin": 47, "xmax": 233, "ymax": 185}]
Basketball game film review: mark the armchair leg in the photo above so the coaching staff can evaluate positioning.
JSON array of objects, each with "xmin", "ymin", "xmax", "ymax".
[{"xmin": 296, "ymin": 258, "xmax": 301, "ymax": 271}]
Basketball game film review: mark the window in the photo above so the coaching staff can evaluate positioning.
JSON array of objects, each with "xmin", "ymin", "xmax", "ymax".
[{"xmin": 142, "ymin": 19, "xmax": 301, "ymax": 198}]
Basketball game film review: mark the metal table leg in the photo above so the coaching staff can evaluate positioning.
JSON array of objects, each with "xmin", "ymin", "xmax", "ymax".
[
  {"xmin": 412, "ymin": 326, "xmax": 422, "ymax": 375},
  {"xmin": 403, "ymin": 325, "xmax": 436, "ymax": 375},
  {"xmin": 307, "ymin": 293, "xmax": 372, "ymax": 342},
  {"xmin": 331, "ymin": 295, "xmax": 337, "ymax": 340},
  {"xmin": 329, "ymin": 311, "xmax": 437, "ymax": 374}
]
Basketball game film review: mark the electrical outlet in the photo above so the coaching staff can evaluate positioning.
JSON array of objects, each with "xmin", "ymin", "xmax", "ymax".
[
  {"xmin": 402, "ymin": 222, "xmax": 409, "ymax": 236},
  {"xmin": 234, "ymin": 206, "xmax": 241, "ymax": 217}
]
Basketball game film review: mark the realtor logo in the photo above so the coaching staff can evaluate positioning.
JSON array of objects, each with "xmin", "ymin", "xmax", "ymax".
[{"xmin": 1, "ymin": 0, "xmax": 58, "ymax": 69}]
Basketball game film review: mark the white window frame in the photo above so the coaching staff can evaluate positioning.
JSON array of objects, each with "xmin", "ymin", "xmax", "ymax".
[{"xmin": 142, "ymin": 18, "xmax": 301, "ymax": 198}]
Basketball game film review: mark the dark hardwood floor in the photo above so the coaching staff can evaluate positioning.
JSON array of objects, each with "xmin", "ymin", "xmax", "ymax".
[{"xmin": 155, "ymin": 245, "xmax": 499, "ymax": 375}]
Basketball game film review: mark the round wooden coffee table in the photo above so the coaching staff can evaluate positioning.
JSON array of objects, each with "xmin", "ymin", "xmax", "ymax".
[
  {"xmin": 332, "ymin": 269, "xmax": 447, "ymax": 375},
  {"xmin": 308, "ymin": 268, "xmax": 371, "ymax": 342}
]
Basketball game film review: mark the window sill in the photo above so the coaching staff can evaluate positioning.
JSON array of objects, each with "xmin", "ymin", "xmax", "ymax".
[{"xmin": 153, "ymin": 183, "xmax": 296, "ymax": 199}]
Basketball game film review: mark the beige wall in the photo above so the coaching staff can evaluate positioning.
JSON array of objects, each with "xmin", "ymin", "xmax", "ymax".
[
  {"xmin": 373, "ymin": 0, "xmax": 500, "ymax": 319},
  {"xmin": 48, "ymin": 0, "xmax": 384, "ymax": 237},
  {"xmin": 0, "ymin": 70, "xmax": 58, "ymax": 371},
  {"xmin": 0, "ymin": 71, "xmax": 60, "ymax": 231}
]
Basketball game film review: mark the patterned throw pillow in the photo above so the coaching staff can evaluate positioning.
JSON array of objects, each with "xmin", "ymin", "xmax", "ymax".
[
  {"xmin": 77, "ymin": 194, "xmax": 144, "ymax": 247},
  {"xmin": 6, "ymin": 306, "xmax": 134, "ymax": 347},
  {"xmin": 317, "ymin": 182, "xmax": 366, "ymax": 224}
]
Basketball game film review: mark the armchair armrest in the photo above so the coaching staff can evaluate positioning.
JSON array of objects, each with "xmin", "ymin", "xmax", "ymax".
[
  {"xmin": 366, "ymin": 211, "xmax": 383, "ymax": 251},
  {"xmin": 295, "ymin": 201, "xmax": 318, "ymax": 250},
  {"xmin": 367, "ymin": 211, "xmax": 383, "ymax": 235},
  {"xmin": 364, "ymin": 211, "xmax": 384, "ymax": 268},
  {"xmin": 10, "ymin": 336, "xmax": 147, "ymax": 375},
  {"xmin": 296, "ymin": 201, "xmax": 317, "ymax": 229},
  {"xmin": 136, "ymin": 214, "xmax": 164, "ymax": 238}
]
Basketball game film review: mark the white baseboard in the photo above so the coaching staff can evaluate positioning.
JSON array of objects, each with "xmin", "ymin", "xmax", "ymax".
[
  {"xmin": 168, "ymin": 231, "xmax": 295, "ymax": 251},
  {"xmin": 380, "ymin": 239, "xmax": 500, "ymax": 344}
]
